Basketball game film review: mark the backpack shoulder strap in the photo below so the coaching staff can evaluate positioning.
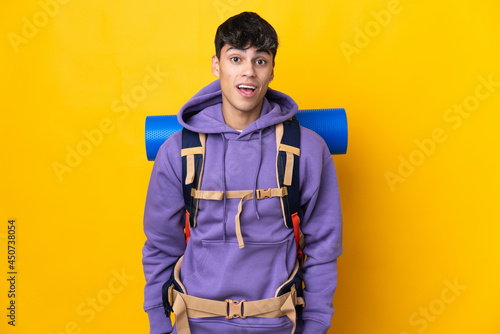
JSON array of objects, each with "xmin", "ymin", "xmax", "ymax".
[
  {"xmin": 276, "ymin": 116, "xmax": 303, "ymax": 264},
  {"xmin": 181, "ymin": 128, "xmax": 206, "ymax": 237},
  {"xmin": 276, "ymin": 116, "xmax": 301, "ymax": 228}
]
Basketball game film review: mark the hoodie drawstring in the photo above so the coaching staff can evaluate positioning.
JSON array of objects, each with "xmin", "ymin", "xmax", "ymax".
[
  {"xmin": 252, "ymin": 129, "xmax": 264, "ymax": 220},
  {"xmin": 221, "ymin": 129, "xmax": 263, "ymax": 247},
  {"xmin": 221, "ymin": 134, "xmax": 227, "ymax": 242}
]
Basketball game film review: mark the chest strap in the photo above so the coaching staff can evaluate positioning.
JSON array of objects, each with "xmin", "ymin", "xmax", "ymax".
[{"xmin": 191, "ymin": 187, "xmax": 288, "ymax": 248}]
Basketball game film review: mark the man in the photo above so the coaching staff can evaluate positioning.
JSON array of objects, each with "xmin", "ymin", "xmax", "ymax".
[{"xmin": 143, "ymin": 12, "xmax": 343, "ymax": 334}]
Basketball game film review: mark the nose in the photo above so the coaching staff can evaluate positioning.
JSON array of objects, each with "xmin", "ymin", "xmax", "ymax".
[{"xmin": 241, "ymin": 61, "xmax": 256, "ymax": 77}]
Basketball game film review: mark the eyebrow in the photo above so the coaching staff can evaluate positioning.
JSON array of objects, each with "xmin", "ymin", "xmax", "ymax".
[{"xmin": 226, "ymin": 46, "xmax": 271, "ymax": 56}]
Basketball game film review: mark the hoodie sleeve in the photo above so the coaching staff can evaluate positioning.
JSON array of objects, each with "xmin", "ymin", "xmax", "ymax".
[
  {"xmin": 142, "ymin": 132, "xmax": 186, "ymax": 334},
  {"xmin": 298, "ymin": 128, "xmax": 343, "ymax": 334}
]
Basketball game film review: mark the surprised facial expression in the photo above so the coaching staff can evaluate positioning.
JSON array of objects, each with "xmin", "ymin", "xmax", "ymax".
[{"xmin": 212, "ymin": 44, "xmax": 275, "ymax": 120}]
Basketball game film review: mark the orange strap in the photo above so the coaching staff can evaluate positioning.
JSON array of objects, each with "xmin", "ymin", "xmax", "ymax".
[
  {"xmin": 185, "ymin": 210, "xmax": 191, "ymax": 244},
  {"xmin": 291, "ymin": 212, "xmax": 303, "ymax": 266}
]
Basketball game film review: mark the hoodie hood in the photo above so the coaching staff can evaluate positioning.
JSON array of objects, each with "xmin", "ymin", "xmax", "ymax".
[{"xmin": 177, "ymin": 80, "xmax": 298, "ymax": 135}]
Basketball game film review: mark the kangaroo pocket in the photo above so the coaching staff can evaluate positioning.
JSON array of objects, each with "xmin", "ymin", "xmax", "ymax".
[{"xmin": 181, "ymin": 238, "xmax": 290, "ymax": 301}]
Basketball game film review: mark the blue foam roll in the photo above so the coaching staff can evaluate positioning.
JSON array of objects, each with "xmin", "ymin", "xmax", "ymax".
[
  {"xmin": 145, "ymin": 108, "xmax": 348, "ymax": 161},
  {"xmin": 145, "ymin": 115, "xmax": 183, "ymax": 161},
  {"xmin": 295, "ymin": 108, "xmax": 348, "ymax": 155}
]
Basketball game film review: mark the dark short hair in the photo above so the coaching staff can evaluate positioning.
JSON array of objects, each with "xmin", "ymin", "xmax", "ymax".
[{"xmin": 214, "ymin": 12, "xmax": 278, "ymax": 60}]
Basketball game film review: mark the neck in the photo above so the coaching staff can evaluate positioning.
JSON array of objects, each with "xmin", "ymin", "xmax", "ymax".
[{"xmin": 221, "ymin": 101, "xmax": 263, "ymax": 130}]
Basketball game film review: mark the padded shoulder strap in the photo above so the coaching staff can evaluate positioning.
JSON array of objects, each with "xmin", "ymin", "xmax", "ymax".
[
  {"xmin": 181, "ymin": 128, "xmax": 206, "ymax": 228},
  {"xmin": 276, "ymin": 117, "xmax": 301, "ymax": 229}
]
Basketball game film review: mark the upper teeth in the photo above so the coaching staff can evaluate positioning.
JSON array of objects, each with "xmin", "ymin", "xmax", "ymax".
[{"xmin": 238, "ymin": 85, "xmax": 256, "ymax": 90}]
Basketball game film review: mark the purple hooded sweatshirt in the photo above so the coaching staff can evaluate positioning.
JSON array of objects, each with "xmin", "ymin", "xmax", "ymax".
[{"xmin": 143, "ymin": 80, "xmax": 343, "ymax": 334}]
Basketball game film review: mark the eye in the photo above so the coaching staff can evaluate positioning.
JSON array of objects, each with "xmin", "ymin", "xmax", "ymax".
[
  {"xmin": 230, "ymin": 57, "xmax": 241, "ymax": 63},
  {"xmin": 256, "ymin": 59, "xmax": 266, "ymax": 65}
]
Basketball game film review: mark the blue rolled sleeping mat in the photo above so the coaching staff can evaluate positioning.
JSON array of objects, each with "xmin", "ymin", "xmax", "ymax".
[{"xmin": 145, "ymin": 108, "xmax": 348, "ymax": 161}]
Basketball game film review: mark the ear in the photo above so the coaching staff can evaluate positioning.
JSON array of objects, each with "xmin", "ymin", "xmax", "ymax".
[
  {"xmin": 270, "ymin": 61, "xmax": 275, "ymax": 82},
  {"xmin": 211, "ymin": 55, "xmax": 220, "ymax": 77}
]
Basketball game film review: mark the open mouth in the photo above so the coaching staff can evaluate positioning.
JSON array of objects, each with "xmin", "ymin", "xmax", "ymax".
[{"xmin": 237, "ymin": 84, "xmax": 257, "ymax": 96}]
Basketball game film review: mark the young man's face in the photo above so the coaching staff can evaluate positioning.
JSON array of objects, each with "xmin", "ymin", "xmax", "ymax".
[{"xmin": 212, "ymin": 44, "xmax": 275, "ymax": 124}]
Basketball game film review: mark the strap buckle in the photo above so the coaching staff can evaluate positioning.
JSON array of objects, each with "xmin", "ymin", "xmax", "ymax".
[
  {"xmin": 257, "ymin": 188, "xmax": 272, "ymax": 199},
  {"xmin": 225, "ymin": 299, "xmax": 247, "ymax": 319}
]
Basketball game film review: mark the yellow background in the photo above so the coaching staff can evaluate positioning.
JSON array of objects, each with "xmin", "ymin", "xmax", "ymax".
[{"xmin": 1, "ymin": 0, "xmax": 499, "ymax": 333}]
